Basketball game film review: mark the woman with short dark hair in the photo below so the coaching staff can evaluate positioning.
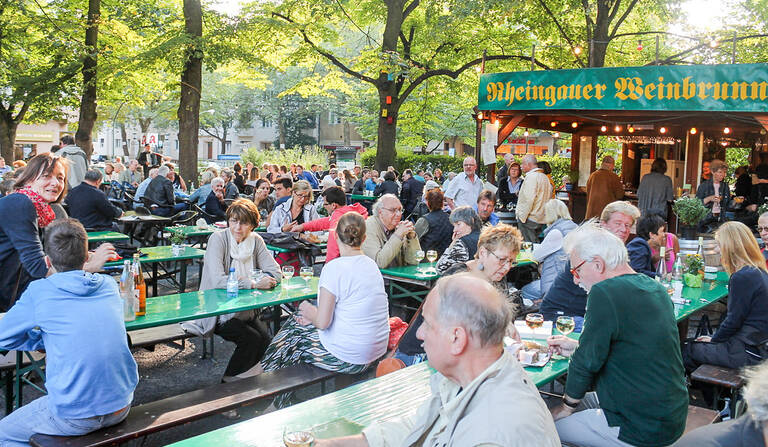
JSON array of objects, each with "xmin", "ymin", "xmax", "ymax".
[
  {"xmin": 415, "ymin": 188, "xmax": 452, "ymax": 256},
  {"xmin": 185, "ymin": 198, "xmax": 280, "ymax": 382},
  {"xmin": 626, "ymin": 214, "xmax": 666, "ymax": 278}
]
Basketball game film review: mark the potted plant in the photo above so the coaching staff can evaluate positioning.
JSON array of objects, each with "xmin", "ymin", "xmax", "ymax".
[
  {"xmin": 566, "ymin": 169, "xmax": 579, "ymax": 191},
  {"xmin": 672, "ymin": 196, "xmax": 708, "ymax": 240},
  {"xmin": 170, "ymin": 231, "xmax": 185, "ymax": 256},
  {"xmin": 682, "ymin": 253, "xmax": 704, "ymax": 288}
]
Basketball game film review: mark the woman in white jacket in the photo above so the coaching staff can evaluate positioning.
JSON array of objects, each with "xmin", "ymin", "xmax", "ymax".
[{"xmin": 267, "ymin": 180, "xmax": 320, "ymax": 233}]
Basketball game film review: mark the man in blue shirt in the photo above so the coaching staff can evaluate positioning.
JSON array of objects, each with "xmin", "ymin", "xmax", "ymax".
[
  {"xmin": 296, "ymin": 165, "xmax": 319, "ymax": 189},
  {"xmin": 475, "ymin": 189, "xmax": 500, "ymax": 226},
  {"xmin": 0, "ymin": 219, "xmax": 138, "ymax": 444},
  {"xmin": 0, "ymin": 157, "xmax": 12, "ymax": 177}
]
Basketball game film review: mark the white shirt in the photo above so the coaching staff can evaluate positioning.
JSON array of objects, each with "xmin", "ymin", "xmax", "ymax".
[
  {"xmin": 443, "ymin": 172, "xmax": 484, "ymax": 208},
  {"xmin": 318, "ymin": 255, "xmax": 390, "ymax": 364}
]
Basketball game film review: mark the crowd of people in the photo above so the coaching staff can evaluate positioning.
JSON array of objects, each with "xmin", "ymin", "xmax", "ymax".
[{"xmin": 0, "ymin": 146, "xmax": 766, "ymax": 447}]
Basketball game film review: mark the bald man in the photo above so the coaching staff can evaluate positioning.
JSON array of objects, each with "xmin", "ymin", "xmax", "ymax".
[
  {"xmin": 444, "ymin": 156, "xmax": 484, "ymax": 209},
  {"xmin": 315, "ymin": 273, "xmax": 560, "ymax": 447}
]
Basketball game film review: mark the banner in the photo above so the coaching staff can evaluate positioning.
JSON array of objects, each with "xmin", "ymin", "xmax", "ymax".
[{"xmin": 479, "ymin": 63, "xmax": 768, "ymax": 112}]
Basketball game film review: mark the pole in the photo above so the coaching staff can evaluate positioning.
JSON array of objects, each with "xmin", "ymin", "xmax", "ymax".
[
  {"xmin": 530, "ymin": 44, "xmax": 536, "ymax": 71},
  {"xmin": 481, "ymin": 50, "xmax": 487, "ymax": 73},
  {"xmin": 655, "ymin": 35, "xmax": 660, "ymax": 65},
  {"xmin": 475, "ymin": 115, "xmax": 481, "ymax": 161},
  {"xmin": 732, "ymin": 32, "xmax": 737, "ymax": 64},
  {"xmin": 111, "ymin": 101, "xmax": 126, "ymax": 160}
]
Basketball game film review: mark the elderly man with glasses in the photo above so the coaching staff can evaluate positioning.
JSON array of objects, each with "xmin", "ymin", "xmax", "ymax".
[
  {"xmin": 444, "ymin": 156, "xmax": 483, "ymax": 210},
  {"xmin": 362, "ymin": 194, "xmax": 422, "ymax": 268},
  {"xmin": 547, "ymin": 222, "xmax": 688, "ymax": 447}
]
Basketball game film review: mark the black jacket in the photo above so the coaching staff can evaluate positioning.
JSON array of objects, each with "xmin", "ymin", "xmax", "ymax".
[
  {"xmin": 204, "ymin": 191, "xmax": 227, "ymax": 223},
  {"xmin": 65, "ymin": 183, "xmax": 122, "ymax": 231},
  {"xmin": 374, "ymin": 180, "xmax": 399, "ymax": 197},
  {"xmin": 400, "ymin": 177, "xmax": 424, "ymax": 215},
  {"xmin": 352, "ymin": 179, "xmax": 366, "ymax": 195},
  {"xmin": 146, "ymin": 176, "xmax": 175, "ymax": 207},
  {"xmin": 497, "ymin": 176, "xmax": 523, "ymax": 206}
]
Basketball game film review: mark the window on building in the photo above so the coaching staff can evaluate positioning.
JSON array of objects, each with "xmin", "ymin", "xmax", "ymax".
[
  {"xmin": 261, "ymin": 117, "xmax": 272, "ymax": 127},
  {"xmin": 225, "ymin": 140, "xmax": 232, "ymax": 153},
  {"xmin": 329, "ymin": 111, "xmax": 342, "ymax": 125}
]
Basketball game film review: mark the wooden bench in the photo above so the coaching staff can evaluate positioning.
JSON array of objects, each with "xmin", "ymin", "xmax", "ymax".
[
  {"xmin": 684, "ymin": 405, "xmax": 721, "ymax": 434},
  {"xmin": 691, "ymin": 364, "xmax": 745, "ymax": 418},
  {"xmin": 29, "ymin": 364, "xmax": 341, "ymax": 447},
  {"xmin": 127, "ymin": 325, "xmax": 193, "ymax": 352}
]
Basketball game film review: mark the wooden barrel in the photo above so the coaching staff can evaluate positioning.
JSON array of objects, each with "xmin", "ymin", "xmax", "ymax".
[
  {"xmin": 678, "ymin": 237, "xmax": 721, "ymax": 269},
  {"xmin": 497, "ymin": 211, "xmax": 517, "ymax": 226}
]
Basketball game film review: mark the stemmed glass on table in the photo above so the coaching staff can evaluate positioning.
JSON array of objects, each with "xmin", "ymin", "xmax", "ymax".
[
  {"xmin": 251, "ymin": 268, "xmax": 264, "ymax": 295},
  {"xmin": 426, "ymin": 250, "xmax": 438, "ymax": 273},
  {"xmin": 414, "ymin": 250, "xmax": 425, "ymax": 273},
  {"xmin": 552, "ymin": 315, "xmax": 575, "ymax": 359},
  {"xmin": 281, "ymin": 265, "xmax": 295, "ymax": 288},
  {"xmin": 300, "ymin": 267, "xmax": 313, "ymax": 292}
]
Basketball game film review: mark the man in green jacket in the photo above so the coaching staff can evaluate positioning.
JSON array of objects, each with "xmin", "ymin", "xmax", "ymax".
[{"xmin": 548, "ymin": 222, "xmax": 688, "ymax": 447}]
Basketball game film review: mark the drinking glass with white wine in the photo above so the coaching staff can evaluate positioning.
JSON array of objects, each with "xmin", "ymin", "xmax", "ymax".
[
  {"xmin": 299, "ymin": 266, "xmax": 313, "ymax": 292},
  {"xmin": 281, "ymin": 265, "xmax": 295, "ymax": 288},
  {"xmin": 556, "ymin": 316, "xmax": 575, "ymax": 335},
  {"xmin": 525, "ymin": 313, "xmax": 544, "ymax": 330},
  {"xmin": 414, "ymin": 250, "xmax": 425, "ymax": 273},
  {"xmin": 426, "ymin": 250, "xmax": 438, "ymax": 273}
]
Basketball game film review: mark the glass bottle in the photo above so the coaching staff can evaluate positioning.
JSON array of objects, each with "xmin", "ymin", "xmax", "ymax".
[
  {"xmin": 656, "ymin": 246, "xmax": 668, "ymax": 283},
  {"xmin": 120, "ymin": 260, "xmax": 136, "ymax": 322},
  {"xmin": 132, "ymin": 253, "xmax": 147, "ymax": 316},
  {"xmin": 227, "ymin": 267, "xmax": 239, "ymax": 300}
]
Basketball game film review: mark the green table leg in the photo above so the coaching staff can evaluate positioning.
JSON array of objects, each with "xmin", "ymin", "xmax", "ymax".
[{"xmin": 14, "ymin": 352, "xmax": 46, "ymax": 410}]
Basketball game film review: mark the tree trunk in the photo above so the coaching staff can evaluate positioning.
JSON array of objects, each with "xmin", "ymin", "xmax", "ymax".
[
  {"xmin": 138, "ymin": 117, "xmax": 152, "ymax": 136},
  {"xmin": 0, "ymin": 115, "xmax": 18, "ymax": 163},
  {"xmin": 177, "ymin": 0, "xmax": 202, "ymax": 185},
  {"xmin": 119, "ymin": 123, "xmax": 130, "ymax": 157},
  {"xmin": 75, "ymin": 0, "xmax": 100, "ymax": 158},
  {"xmin": 373, "ymin": 0, "xmax": 405, "ymax": 170},
  {"xmin": 219, "ymin": 127, "xmax": 228, "ymax": 155},
  {"xmin": 277, "ymin": 109, "xmax": 286, "ymax": 148}
]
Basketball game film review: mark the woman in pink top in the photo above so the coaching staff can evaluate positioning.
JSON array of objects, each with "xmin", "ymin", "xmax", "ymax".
[
  {"xmin": 290, "ymin": 186, "xmax": 368, "ymax": 262},
  {"xmin": 650, "ymin": 226, "xmax": 679, "ymax": 272}
]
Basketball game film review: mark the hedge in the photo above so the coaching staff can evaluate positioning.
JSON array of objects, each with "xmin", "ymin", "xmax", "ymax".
[{"xmin": 361, "ymin": 150, "xmax": 573, "ymax": 189}]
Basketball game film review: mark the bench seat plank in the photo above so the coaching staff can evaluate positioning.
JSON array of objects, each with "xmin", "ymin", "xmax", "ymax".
[{"xmin": 30, "ymin": 364, "xmax": 339, "ymax": 447}]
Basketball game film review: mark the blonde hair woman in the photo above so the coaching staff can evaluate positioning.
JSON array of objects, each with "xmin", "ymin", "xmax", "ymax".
[
  {"xmin": 683, "ymin": 221, "xmax": 768, "ymax": 371},
  {"xmin": 522, "ymin": 199, "xmax": 578, "ymax": 306}
]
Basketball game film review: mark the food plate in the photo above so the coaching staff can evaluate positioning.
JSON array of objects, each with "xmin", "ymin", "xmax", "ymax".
[{"xmin": 515, "ymin": 340, "xmax": 551, "ymax": 367}]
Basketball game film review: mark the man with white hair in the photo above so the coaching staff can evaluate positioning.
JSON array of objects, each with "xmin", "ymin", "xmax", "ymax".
[
  {"xmin": 118, "ymin": 159, "xmax": 143, "ymax": 188},
  {"xmin": 674, "ymin": 360, "xmax": 768, "ymax": 446},
  {"xmin": 134, "ymin": 167, "xmax": 158, "ymax": 208},
  {"xmin": 496, "ymin": 153, "xmax": 514, "ymax": 183},
  {"xmin": 444, "ymin": 156, "xmax": 483, "ymax": 209},
  {"xmin": 547, "ymin": 223, "xmax": 688, "ymax": 447},
  {"xmin": 145, "ymin": 165, "xmax": 186, "ymax": 216},
  {"xmin": 585, "ymin": 155, "xmax": 624, "ymax": 219},
  {"xmin": 315, "ymin": 273, "xmax": 561, "ymax": 447},
  {"xmin": 516, "ymin": 154, "xmax": 552, "ymax": 242},
  {"xmin": 361, "ymin": 194, "xmax": 421, "ymax": 268}
]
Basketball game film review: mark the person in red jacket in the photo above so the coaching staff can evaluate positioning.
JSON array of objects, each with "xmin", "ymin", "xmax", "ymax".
[{"xmin": 289, "ymin": 186, "xmax": 369, "ymax": 262}]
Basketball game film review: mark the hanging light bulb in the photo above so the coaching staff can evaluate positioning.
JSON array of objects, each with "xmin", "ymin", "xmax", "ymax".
[
  {"xmin": 523, "ymin": 129, "xmax": 529, "ymax": 136},
  {"xmin": 600, "ymin": 125, "xmax": 607, "ymax": 132},
  {"xmin": 571, "ymin": 121, "xmax": 578, "ymax": 128},
  {"xmin": 690, "ymin": 127, "xmax": 697, "ymax": 135},
  {"xmin": 477, "ymin": 112, "xmax": 483, "ymax": 120},
  {"xmin": 550, "ymin": 121, "xmax": 557, "ymax": 127},
  {"xmin": 573, "ymin": 46, "xmax": 582, "ymax": 55},
  {"xmin": 553, "ymin": 132, "xmax": 560, "ymax": 138},
  {"xmin": 628, "ymin": 125, "xmax": 635, "ymax": 133},
  {"xmin": 637, "ymin": 40, "xmax": 644, "ymax": 51},
  {"xmin": 614, "ymin": 124, "xmax": 621, "ymax": 132},
  {"xmin": 659, "ymin": 127, "xmax": 667, "ymax": 134},
  {"xmin": 723, "ymin": 127, "xmax": 731, "ymax": 134}
]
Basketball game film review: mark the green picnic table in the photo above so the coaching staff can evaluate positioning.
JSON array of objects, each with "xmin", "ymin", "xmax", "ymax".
[
  {"xmin": 104, "ymin": 246, "xmax": 206, "ymax": 296},
  {"xmin": 266, "ymin": 242, "xmax": 327, "ymax": 254},
  {"xmin": 348, "ymin": 193, "xmax": 376, "ymax": 202},
  {"xmin": 125, "ymin": 277, "xmax": 318, "ymax": 331},
  {"xmin": 674, "ymin": 271, "xmax": 729, "ymax": 340},
  {"xmin": 380, "ymin": 252, "xmax": 537, "ymax": 302},
  {"xmin": 86, "ymin": 231, "xmax": 130, "ymax": 244},
  {"xmin": 169, "ymin": 341, "xmax": 571, "ymax": 447}
]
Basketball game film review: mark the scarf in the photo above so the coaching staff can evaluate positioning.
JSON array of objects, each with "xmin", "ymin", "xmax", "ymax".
[
  {"xmin": 227, "ymin": 229, "xmax": 255, "ymax": 280},
  {"xmin": 16, "ymin": 187, "xmax": 56, "ymax": 228}
]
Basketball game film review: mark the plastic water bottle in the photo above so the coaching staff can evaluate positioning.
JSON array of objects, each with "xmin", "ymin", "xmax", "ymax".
[
  {"xmin": 227, "ymin": 267, "xmax": 238, "ymax": 300},
  {"xmin": 672, "ymin": 256, "xmax": 683, "ymax": 284},
  {"xmin": 120, "ymin": 260, "xmax": 136, "ymax": 322}
]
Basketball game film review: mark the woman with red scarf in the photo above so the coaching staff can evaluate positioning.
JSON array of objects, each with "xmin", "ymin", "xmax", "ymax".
[{"xmin": 0, "ymin": 154, "xmax": 115, "ymax": 311}]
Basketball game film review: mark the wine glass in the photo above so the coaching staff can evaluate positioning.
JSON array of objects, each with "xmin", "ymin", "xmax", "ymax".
[
  {"xmin": 250, "ymin": 268, "xmax": 264, "ymax": 295},
  {"xmin": 525, "ymin": 313, "xmax": 544, "ymax": 331},
  {"xmin": 281, "ymin": 265, "xmax": 295, "ymax": 288},
  {"xmin": 299, "ymin": 267, "xmax": 313, "ymax": 292},
  {"xmin": 426, "ymin": 250, "xmax": 438, "ymax": 273},
  {"xmin": 282, "ymin": 427, "xmax": 315, "ymax": 447},
  {"xmin": 556, "ymin": 316, "xmax": 575, "ymax": 336},
  {"xmin": 414, "ymin": 250, "xmax": 425, "ymax": 272}
]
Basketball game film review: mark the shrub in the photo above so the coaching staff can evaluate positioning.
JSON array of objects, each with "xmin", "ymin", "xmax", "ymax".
[
  {"xmin": 241, "ymin": 147, "xmax": 327, "ymax": 169},
  {"xmin": 672, "ymin": 196, "xmax": 709, "ymax": 226}
]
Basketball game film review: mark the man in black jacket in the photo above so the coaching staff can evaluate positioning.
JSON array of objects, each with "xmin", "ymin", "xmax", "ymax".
[
  {"xmin": 145, "ymin": 165, "xmax": 186, "ymax": 216},
  {"xmin": 400, "ymin": 169, "xmax": 424, "ymax": 217},
  {"xmin": 66, "ymin": 170, "xmax": 123, "ymax": 231}
]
